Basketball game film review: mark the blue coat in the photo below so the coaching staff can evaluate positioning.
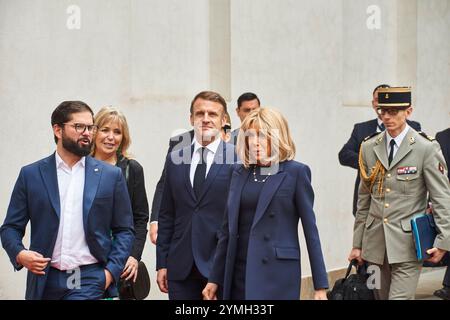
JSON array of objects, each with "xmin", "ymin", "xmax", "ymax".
[
  {"xmin": 156, "ymin": 141, "xmax": 236, "ymax": 280},
  {"xmin": 436, "ymin": 128, "xmax": 450, "ymax": 181},
  {"xmin": 338, "ymin": 118, "xmax": 421, "ymax": 215},
  {"xmin": 0, "ymin": 154, "xmax": 135, "ymax": 300},
  {"xmin": 209, "ymin": 160, "xmax": 329, "ymax": 300}
]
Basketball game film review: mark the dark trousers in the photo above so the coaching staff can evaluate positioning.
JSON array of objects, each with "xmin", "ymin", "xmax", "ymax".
[
  {"xmin": 168, "ymin": 264, "xmax": 213, "ymax": 300},
  {"xmin": 42, "ymin": 263, "xmax": 108, "ymax": 300}
]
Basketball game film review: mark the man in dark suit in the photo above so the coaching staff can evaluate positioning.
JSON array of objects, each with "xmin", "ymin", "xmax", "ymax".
[
  {"xmin": 230, "ymin": 92, "xmax": 260, "ymax": 145},
  {"xmin": 148, "ymin": 129, "xmax": 194, "ymax": 245},
  {"xmin": 434, "ymin": 127, "xmax": 450, "ymax": 300},
  {"xmin": 338, "ymin": 84, "xmax": 421, "ymax": 216},
  {"xmin": 0, "ymin": 101, "xmax": 135, "ymax": 300},
  {"xmin": 156, "ymin": 91, "xmax": 236, "ymax": 300}
]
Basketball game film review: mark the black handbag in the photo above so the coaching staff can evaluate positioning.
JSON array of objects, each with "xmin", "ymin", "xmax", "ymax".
[
  {"xmin": 118, "ymin": 261, "xmax": 151, "ymax": 300},
  {"xmin": 327, "ymin": 259, "xmax": 375, "ymax": 300}
]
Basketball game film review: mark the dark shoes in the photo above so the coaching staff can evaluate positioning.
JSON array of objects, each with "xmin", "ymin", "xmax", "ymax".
[{"xmin": 433, "ymin": 286, "xmax": 450, "ymax": 300}]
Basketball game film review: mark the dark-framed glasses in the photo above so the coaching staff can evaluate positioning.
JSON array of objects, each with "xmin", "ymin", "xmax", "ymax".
[
  {"xmin": 62, "ymin": 122, "xmax": 98, "ymax": 134},
  {"xmin": 376, "ymin": 108, "xmax": 404, "ymax": 116}
]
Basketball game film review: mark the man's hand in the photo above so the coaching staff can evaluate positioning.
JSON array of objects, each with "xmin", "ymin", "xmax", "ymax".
[
  {"xmin": 121, "ymin": 256, "xmax": 139, "ymax": 282},
  {"xmin": 16, "ymin": 250, "xmax": 51, "ymax": 275},
  {"xmin": 425, "ymin": 247, "xmax": 447, "ymax": 264},
  {"xmin": 202, "ymin": 283, "xmax": 218, "ymax": 300},
  {"xmin": 314, "ymin": 289, "xmax": 328, "ymax": 300},
  {"xmin": 104, "ymin": 269, "xmax": 114, "ymax": 290},
  {"xmin": 157, "ymin": 268, "xmax": 169, "ymax": 293},
  {"xmin": 348, "ymin": 248, "xmax": 364, "ymax": 265},
  {"xmin": 150, "ymin": 223, "xmax": 158, "ymax": 245}
]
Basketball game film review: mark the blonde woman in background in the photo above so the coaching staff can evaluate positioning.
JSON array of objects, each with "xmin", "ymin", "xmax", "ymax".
[{"xmin": 92, "ymin": 107, "xmax": 149, "ymax": 284}]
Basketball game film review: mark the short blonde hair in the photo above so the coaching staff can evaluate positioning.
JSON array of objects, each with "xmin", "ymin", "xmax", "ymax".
[
  {"xmin": 91, "ymin": 106, "xmax": 132, "ymax": 159},
  {"xmin": 236, "ymin": 108, "xmax": 295, "ymax": 168}
]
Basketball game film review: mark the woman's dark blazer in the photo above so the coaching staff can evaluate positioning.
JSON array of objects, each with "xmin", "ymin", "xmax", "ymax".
[
  {"xmin": 117, "ymin": 155, "xmax": 149, "ymax": 261},
  {"xmin": 209, "ymin": 160, "xmax": 329, "ymax": 300}
]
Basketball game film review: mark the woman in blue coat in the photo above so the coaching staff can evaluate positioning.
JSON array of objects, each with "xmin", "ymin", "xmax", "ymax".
[{"xmin": 203, "ymin": 108, "xmax": 328, "ymax": 300}]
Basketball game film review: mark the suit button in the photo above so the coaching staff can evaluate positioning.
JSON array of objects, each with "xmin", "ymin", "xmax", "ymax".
[
  {"xmin": 262, "ymin": 257, "xmax": 269, "ymax": 264},
  {"xmin": 387, "ymin": 174, "xmax": 391, "ymax": 178},
  {"xmin": 264, "ymin": 234, "xmax": 270, "ymax": 241},
  {"xmin": 406, "ymin": 177, "xmax": 409, "ymax": 181},
  {"xmin": 385, "ymin": 203, "xmax": 389, "ymax": 208},
  {"xmin": 269, "ymin": 212, "xmax": 275, "ymax": 218},
  {"xmin": 384, "ymin": 218, "xmax": 388, "ymax": 224},
  {"xmin": 386, "ymin": 188, "xmax": 391, "ymax": 193}
]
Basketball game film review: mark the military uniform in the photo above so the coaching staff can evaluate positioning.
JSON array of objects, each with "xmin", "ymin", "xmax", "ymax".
[{"xmin": 352, "ymin": 87, "xmax": 450, "ymax": 299}]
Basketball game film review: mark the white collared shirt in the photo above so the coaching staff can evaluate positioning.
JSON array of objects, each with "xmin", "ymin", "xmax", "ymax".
[
  {"xmin": 386, "ymin": 125, "xmax": 411, "ymax": 159},
  {"xmin": 51, "ymin": 152, "xmax": 98, "ymax": 270},
  {"xmin": 189, "ymin": 137, "xmax": 221, "ymax": 187}
]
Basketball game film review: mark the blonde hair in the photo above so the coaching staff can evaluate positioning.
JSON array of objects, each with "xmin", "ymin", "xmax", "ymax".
[
  {"xmin": 91, "ymin": 106, "xmax": 132, "ymax": 159},
  {"xmin": 236, "ymin": 108, "xmax": 295, "ymax": 168}
]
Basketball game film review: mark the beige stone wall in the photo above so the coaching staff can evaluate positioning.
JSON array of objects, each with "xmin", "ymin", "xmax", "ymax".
[{"xmin": 0, "ymin": 0, "xmax": 448, "ymax": 299}]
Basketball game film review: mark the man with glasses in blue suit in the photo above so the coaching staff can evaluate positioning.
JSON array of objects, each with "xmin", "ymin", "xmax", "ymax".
[{"xmin": 0, "ymin": 101, "xmax": 135, "ymax": 300}]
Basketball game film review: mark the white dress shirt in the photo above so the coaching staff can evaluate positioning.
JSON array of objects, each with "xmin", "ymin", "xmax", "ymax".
[
  {"xmin": 189, "ymin": 137, "xmax": 221, "ymax": 187},
  {"xmin": 51, "ymin": 152, "xmax": 98, "ymax": 270},
  {"xmin": 386, "ymin": 125, "xmax": 410, "ymax": 159}
]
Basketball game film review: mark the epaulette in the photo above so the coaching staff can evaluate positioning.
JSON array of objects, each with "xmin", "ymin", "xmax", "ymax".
[
  {"xmin": 417, "ymin": 131, "xmax": 435, "ymax": 142},
  {"xmin": 363, "ymin": 132, "xmax": 381, "ymax": 142}
]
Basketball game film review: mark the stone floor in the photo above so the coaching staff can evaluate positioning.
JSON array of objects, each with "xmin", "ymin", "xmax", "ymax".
[
  {"xmin": 415, "ymin": 267, "xmax": 447, "ymax": 300},
  {"xmin": 301, "ymin": 265, "xmax": 448, "ymax": 300}
]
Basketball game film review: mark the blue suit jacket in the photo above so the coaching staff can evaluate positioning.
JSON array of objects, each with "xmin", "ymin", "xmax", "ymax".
[
  {"xmin": 150, "ymin": 130, "xmax": 194, "ymax": 222},
  {"xmin": 436, "ymin": 128, "xmax": 450, "ymax": 181},
  {"xmin": 338, "ymin": 118, "xmax": 421, "ymax": 215},
  {"xmin": 0, "ymin": 154, "xmax": 135, "ymax": 300},
  {"xmin": 209, "ymin": 161, "xmax": 329, "ymax": 300},
  {"xmin": 156, "ymin": 141, "xmax": 236, "ymax": 280}
]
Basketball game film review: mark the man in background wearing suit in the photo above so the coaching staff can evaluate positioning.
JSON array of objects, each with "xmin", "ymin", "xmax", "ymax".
[
  {"xmin": 339, "ymin": 84, "xmax": 421, "ymax": 216},
  {"xmin": 434, "ymin": 127, "xmax": 450, "ymax": 300},
  {"xmin": 230, "ymin": 92, "xmax": 261, "ymax": 145},
  {"xmin": 156, "ymin": 91, "xmax": 236, "ymax": 300},
  {"xmin": 0, "ymin": 101, "xmax": 135, "ymax": 300},
  {"xmin": 148, "ymin": 129, "xmax": 194, "ymax": 245}
]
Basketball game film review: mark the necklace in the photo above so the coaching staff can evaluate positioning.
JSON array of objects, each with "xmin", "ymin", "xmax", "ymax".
[{"xmin": 253, "ymin": 166, "xmax": 271, "ymax": 183}]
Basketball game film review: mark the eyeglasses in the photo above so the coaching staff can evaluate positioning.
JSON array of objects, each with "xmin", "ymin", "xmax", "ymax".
[
  {"xmin": 376, "ymin": 108, "xmax": 405, "ymax": 116},
  {"xmin": 222, "ymin": 124, "xmax": 231, "ymax": 131},
  {"xmin": 62, "ymin": 123, "xmax": 98, "ymax": 134}
]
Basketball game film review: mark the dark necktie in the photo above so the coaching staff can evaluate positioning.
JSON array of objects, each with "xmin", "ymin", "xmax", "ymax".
[
  {"xmin": 193, "ymin": 147, "xmax": 207, "ymax": 198},
  {"xmin": 388, "ymin": 139, "xmax": 396, "ymax": 166},
  {"xmin": 378, "ymin": 123, "xmax": 385, "ymax": 131}
]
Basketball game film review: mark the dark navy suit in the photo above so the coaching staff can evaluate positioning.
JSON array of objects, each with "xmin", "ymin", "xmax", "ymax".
[
  {"xmin": 0, "ymin": 154, "xmax": 135, "ymax": 300},
  {"xmin": 338, "ymin": 118, "xmax": 421, "ymax": 216},
  {"xmin": 436, "ymin": 128, "xmax": 450, "ymax": 287},
  {"xmin": 150, "ymin": 130, "xmax": 194, "ymax": 222},
  {"xmin": 229, "ymin": 128, "xmax": 239, "ymax": 146},
  {"xmin": 209, "ymin": 161, "xmax": 329, "ymax": 300},
  {"xmin": 156, "ymin": 141, "xmax": 236, "ymax": 299}
]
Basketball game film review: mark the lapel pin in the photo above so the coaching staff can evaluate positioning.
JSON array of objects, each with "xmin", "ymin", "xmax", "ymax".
[{"xmin": 94, "ymin": 168, "xmax": 99, "ymax": 172}]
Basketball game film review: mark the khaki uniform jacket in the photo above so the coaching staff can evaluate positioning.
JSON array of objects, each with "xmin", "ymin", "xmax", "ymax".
[{"xmin": 353, "ymin": 128, "xmax": 450, "ymax": 265}]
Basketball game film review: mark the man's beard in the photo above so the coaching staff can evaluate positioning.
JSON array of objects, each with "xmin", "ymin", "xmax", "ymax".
[{"xmin": 62, "ymin": 132, "xmax": 92, "ymax": 157}]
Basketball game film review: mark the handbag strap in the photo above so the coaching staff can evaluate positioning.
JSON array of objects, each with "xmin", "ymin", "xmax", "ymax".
[
  {"xmin": 344, "ymin": 259, "xmax": 363, "ymax": 279},
  {"xmin": 344, "ymin": 260, "xmax": 356, "ymax": 279},
  {"xmin": 125, "ymin": 162, "xmax": 130, "ymax": 183}
]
